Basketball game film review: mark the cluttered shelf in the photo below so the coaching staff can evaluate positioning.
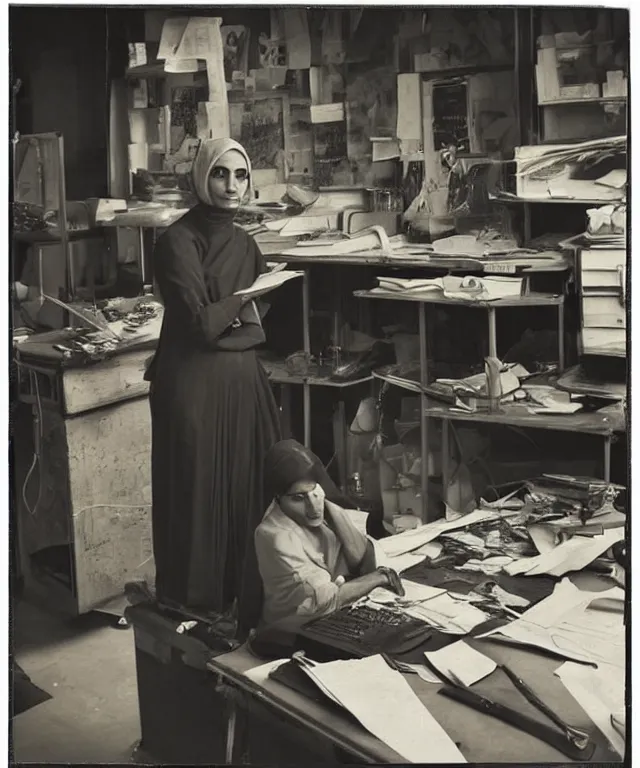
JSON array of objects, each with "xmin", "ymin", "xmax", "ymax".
[
  {"xmin": 260, "ymin": 357, "xmax": 373, "ymax": 389},
  {"xmin": 354, "ymin": 289, "xmax": 564, "ymax": 308},
  {"xmin": 125, "ymin": 60, "xmax": 207, "ymax": 77},
  {"xmin": 539, "ymin": 96, "xmax": 627, "ymax": 106},
  {"xmin": 490, "ymin": 193, "xmax": 624, "ymax": 205},
  {"xmin": 424, "ymin": 402, "xmax": 625, "ymax": 436},
  {"xmin": 265, "ymin": 250, "xmax": 572, "ymax": 274},
  {"xmin": 13, "ymin": 228, "xmax": 100, "ymax": 244}
]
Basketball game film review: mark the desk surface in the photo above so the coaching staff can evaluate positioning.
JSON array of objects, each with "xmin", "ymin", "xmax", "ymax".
[
  {"xmin": 262, "ymin": 247, "xmax": 571, "ymax": 274},
  {"xmin": 208, "ymin": 629, "xmax": 620, "ymax": 764},
  {"xmin": 260, "ymin": 358, "xmax": 373, "ymax": 388},
  {"xmin": 354, "ymin": 289, "xmax": 564, "ymax": 308},
  {"xmin": 425, "ymin": 402, "xmax": 626, "ymax": 436}
]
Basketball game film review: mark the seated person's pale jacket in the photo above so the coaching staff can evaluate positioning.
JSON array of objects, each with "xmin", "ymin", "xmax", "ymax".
[{"xmin": 255, "ymin": 500, "xmax": 369, "ymax": 629}]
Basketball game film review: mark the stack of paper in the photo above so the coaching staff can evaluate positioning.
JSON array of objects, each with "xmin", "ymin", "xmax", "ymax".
[
  {"xmin": 376, "ymin": 508, "xmax": 520, "ymax": 559},
  {"xmin": 294, "ymin": 654, "xmax": 466, "ymax": 763}
]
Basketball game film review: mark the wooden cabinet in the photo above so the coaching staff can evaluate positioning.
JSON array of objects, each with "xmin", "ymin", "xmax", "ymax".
[
  {"xmin": 14, "ymin": 346, "xmax": 154, "ymax": 614},
  {"xmin": 579, "ymin": 247, "xmax": 627, "ymax": 358}
]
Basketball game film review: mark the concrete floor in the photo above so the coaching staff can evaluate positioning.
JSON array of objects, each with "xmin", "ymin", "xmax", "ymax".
[{"xmin": 12, "ymin": 597, "xmax": 141, "ymax": 764}]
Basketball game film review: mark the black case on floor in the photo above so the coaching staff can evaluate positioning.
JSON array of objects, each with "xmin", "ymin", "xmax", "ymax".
[{"xmin": 126, "ymin": 603, "xmax": 227, "ymax": 764}]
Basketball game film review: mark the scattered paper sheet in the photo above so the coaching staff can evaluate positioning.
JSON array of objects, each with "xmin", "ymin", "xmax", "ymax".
[
  {"xmin": 283, "ymin": 9, "xmax": 311, "ymax": 69},
  {"xmin": 372, "ymin": 139, "xmax": 401, "ymax": 163},
  {"xmin": 479, "ymin": 579, "xmax": 625, "ymax": 668},
  {"xmin": 405, "ymin": 594, "xmax": 488, "ymax": 634},
  {"xmin": 157, "ymin": 17, "xmax": 190, "ymax": 60},
  {"xmin": 594, "ymin": 168, "xmax": 627, "ymax": 189},
  {"xmin": 244, "ymin": 658, "xmax": 290, "ymax": 686},
  {"xmin": 528, "ymin": 524, "xmax": 558, "ymax": 554},
  {"xmin": 425, "ymin": 641, "xmax": 497, "ymax": 687},
  {"xmin": 164, "ymin": 58, "xmax": 199, "ymax": 73},
  {"xmin": 504, "ymin": 526, "xmax": 624, "ymax": 577},
  {"xmin": 397, "ymin": 73, "xmax": 422, "ymax": 140},
  {"xmin": 378, "ymin": 509, "xmax": 520, "ymax": 558},
  {"xmin": 556, "ymin": 662, "xmax": 625, "ymax": 757},
  {"xmin": 405, "ymin": 664, "xmax": 442, "ymax": 683},
  {"xmin": 302, "ymin": 655, "xmax": 466, "ymax": 763},
  {"xmin": 310, "ymin": 103, "xmax": 345, "ymax": 124},
  {"xmin": 283, "ymin": 229, "xmax": 386, "ymax": 257},
  {"xmin": 205, "ymin": 100, "xmax": 230, "ymax": 140},
  {"xmin": 371, "ymin": 539, "xmax": 431, "ymax": 575},
  {"xmin": 279, "ymin": 215, "xmax": 333, "ymax": 237},
  {"xmin": 128, "ymin": 143, "xmax": 149, "ymax": 172}
]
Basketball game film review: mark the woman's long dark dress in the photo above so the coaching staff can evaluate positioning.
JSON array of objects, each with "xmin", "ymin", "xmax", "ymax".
[{"xmin": 148, "ymin": 205, "xmax": 281, "ymax": 622}]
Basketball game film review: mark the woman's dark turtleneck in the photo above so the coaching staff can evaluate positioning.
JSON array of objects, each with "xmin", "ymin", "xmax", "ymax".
[{"xmin": 194, "ymin": 202, "xmax": 238, "ymax": 229}]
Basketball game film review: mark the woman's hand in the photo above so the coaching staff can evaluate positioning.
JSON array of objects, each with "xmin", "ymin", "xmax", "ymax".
[{"xmin": 376, "ymin": 566, "xmax": 405, "ymax": 596}]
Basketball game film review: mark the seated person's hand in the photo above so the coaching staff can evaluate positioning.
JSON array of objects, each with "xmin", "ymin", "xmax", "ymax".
[{"xmin": 376, "ymin": 566, "xmax": 405, "ymax": 597}]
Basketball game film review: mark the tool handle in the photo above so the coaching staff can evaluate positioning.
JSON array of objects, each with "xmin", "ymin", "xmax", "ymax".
[
  {"xmin": 499, "ymin": 665, "xmax": 565, "ymax": 730},
  {"xmin": 439, "ymin": 686, "xmax": 595, "ymax": 761}
]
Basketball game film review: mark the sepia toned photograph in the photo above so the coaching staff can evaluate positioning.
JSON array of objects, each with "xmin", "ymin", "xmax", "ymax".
[{"xmin": 9, "ymin": 3, "xmax": 629, "ymax": 766}]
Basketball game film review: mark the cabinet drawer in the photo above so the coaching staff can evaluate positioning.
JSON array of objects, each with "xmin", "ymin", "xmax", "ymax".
[
  {"xmin": 581, "ymin": 327, "xmax": 627, "ymax": 357},
  {"xmin": 582, "ymin": 295, "xmax": 626, "ymax": 328},
  {"xmin": 581, "ymin": 249, "xmax": 626, "ymax": 271}
]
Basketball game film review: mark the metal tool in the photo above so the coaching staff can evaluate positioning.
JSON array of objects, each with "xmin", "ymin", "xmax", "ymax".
[
  {"xmin": 499, "ymin": 664, "xmax": 592, "ymax": 752},
  {"xmin": 437, "ymin": 664, "xmax": 595, "ymax": 761}
]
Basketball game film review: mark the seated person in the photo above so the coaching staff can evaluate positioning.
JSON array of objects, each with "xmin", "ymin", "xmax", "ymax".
[{"xmin": 254, "ymin": 439, "xmax": 403, "ymax": 631}]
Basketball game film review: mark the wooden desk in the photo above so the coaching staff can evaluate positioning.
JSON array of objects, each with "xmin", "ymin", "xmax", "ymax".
[{"xmin": 207, "ymin": 635, "xmax": 620, "ymax": 764}]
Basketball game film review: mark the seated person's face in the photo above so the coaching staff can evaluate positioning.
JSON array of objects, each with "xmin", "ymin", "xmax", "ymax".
[{"xmin": 279, "ymin": 480, "xmax": 326, "ymax": 529}]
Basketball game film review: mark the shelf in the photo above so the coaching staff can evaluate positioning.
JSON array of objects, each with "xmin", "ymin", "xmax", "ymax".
[
  {"xmin": 125, "ymin": 61, "xmax": 206, "ymax": 78},
  {"xmin": 264, "ymin": 250, "xmax": 570, "ymax": 273},
  {"xmin": 424, "ymin": 402, "xmax": 626, "ymax": 435},
  {"xmin": 13, "ymin": 228, "xmax": 99, "ymax": 244},
  {"xmin": 353, "ymin": 289, "xmax": 564, "ymax": 308},
  {"xmin": 418, "ymin": 62, "xmax": 514, "ymax": 78},
  {"xmin": 539, "ymin": 96, "xmax": 627, "ymax": 106},
  {"xmin": 260, "ymin": 358, "xmax": 373, "ymax": 388},
  {"xmin": 372, "ymin": 370, "xmax": 423, "ymax": 393},
  {"xmin": 490, "ymin": 194, "xmax": 625, "ymax": 206}
]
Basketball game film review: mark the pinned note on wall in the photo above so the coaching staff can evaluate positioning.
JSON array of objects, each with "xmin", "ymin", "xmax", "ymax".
[{"xmin": 397, "ymin": 73, "xmax": 422, "ymax": 141}]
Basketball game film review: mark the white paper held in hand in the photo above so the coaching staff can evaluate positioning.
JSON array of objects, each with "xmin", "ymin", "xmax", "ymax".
[{"xmin": 234, "ymin": 270, "xmax": 304, "ymax": 298}]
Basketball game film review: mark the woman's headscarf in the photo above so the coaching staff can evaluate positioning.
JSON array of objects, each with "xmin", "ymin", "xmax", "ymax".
[
  {"xmin": 264, "ymin": 439, "xmax": 351, "ymax": 507},
  {"xmin": 191, "ymin": 138, "xmax": 253, "ymax": 207}
]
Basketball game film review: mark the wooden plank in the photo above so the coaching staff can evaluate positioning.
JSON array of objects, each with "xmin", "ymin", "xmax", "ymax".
[{"xmin": 62, "ymin": 349, "xmax": 151, "ymax": 415}]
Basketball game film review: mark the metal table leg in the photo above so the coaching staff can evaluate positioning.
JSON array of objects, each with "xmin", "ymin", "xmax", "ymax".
[
  {"xmin": 302, "ymin": 270, "xmax": 311, "ymax": 448},
  {"xmin": 487, "ymin": 307, "xmax": 498, "ymax": 359},
  {"xmin": 225, "ymin": 702, "xmax": 237, "ymax": 764},
  {"xmin": 604, "ymin": 435, "xmax": 612, "ymax": 482},
  {"xmin": 557, "ymin": 303, "xmax": 565, "ymax": 372},
  {"xmin": 419, "ymin": 303, "xmax": 429, "ymax": 522},
  {"xmin": 441, "ymin": 419, "xmax": 449, "ymax": 513}
]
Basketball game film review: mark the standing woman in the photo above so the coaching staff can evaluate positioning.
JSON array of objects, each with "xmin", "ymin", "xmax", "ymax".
[{"xmin": 147, "ymin": 138, "xmax": 281, "ymax": 629}]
